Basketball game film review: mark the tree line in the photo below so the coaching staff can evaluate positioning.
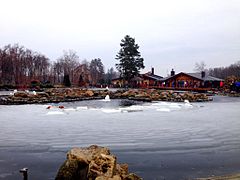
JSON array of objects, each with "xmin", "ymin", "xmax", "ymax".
[
  {"xmin": 1, "ymin": 35, "xmax": 239, "ymax": 89},
  {"xmin": 0, "ymin": 44, "xmax": 118, "ymax": 88},
  {"xmin": 0, "ymin": 35, "xmax": 145, "ymax": 89},
  {"xmin": 208, "ymin": 61, "xmax": 240, "ymax": 79}
]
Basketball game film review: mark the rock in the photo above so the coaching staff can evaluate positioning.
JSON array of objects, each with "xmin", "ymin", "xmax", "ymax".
[
  {"xmin": 13, "ymin": 91, "xmax": 29, "ymax": 98},
  {"xmin": 160, "ymin": 91, "xmax": 168, "ymax": 100},
  {"xmin": 65, "ymin": 88, "xmax": 73, "ymax": 95},
  {"xmin": 123, "ymin": 173, "xmax": 142, "ymax": 180},
  {"xmin": 56, "ymin": 145, "xmax": 142, "ymax": 180},
  {"xmin": 116, "ymin": 164, "xmax": 128, "ymax": 176},
  {"xmin": 135, "ymin": 91, "xmax": 150, "ymax": 99},
  {"xmin": 88, "ymin": 152, "xmax": 116, "ymax": 178},
  {"xmin": 150, "ymin": 93, "xmax": 160, "ymax": 101},
  {"xmin": 85, "ymin": 90, "xmax": 94, "ymax": 97},
  {"xmin": 121, "ymin": 91, "xmax": 129, "ymax": 97},
  {"xmin": 96, "ymin": 175, "xmax": 121, "ymax": 180},
  {"xmin": 121, "ymin": 90, "xmax": 136, "ymax": 97},
  {"xmin": 55, "ymin": 159, "xmax": 89, "ymax": 180},
  {"xmin": 36, "ymin": 92, "xmax": 49, "ymax": 97}
]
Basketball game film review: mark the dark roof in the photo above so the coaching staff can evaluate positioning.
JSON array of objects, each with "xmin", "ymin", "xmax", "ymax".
[
  {"xmin": 158, "ymin": 77, "xmax": 170, "ymax": 82},
  {"xmin": 112, "ymin": 73, "xmax": 163, "ymax": 82},
  {"xmin": 159, "ymin": 72, "xmax": 224, "ymax": 82},
  {"xmin": 142, "ymin": 72, "xmax": 163, "ymax": 80},
  {"xmin": 131, "ymin": 76, "xmax": 143, "ymax": 81},
  {"xmin": 111, "ymin": 77, "xmax": 123, "ymax": 81},
  {"xmin": 187, "ymin": 73, "xmax": 224, "ymax": 81}
]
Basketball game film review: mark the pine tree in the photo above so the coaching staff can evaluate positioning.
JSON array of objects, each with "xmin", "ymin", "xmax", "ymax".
[
  {"xmin": 63, "ymin": 74, "xmax": 71, "ymax": 87},
  {"xmin": 116, "ymin": 35, "xmax": 144, "ymax": 86}
]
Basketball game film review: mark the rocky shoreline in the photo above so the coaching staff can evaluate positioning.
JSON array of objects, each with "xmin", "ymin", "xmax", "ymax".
[{"xmin": 0, "ymin": 88, "xmax": 213, "ymax": 105}]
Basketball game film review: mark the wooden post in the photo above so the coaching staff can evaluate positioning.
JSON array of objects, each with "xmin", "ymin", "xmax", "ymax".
[{"xmin": 19, "ymin": 168, "xmax": 28, "ymax": 180}]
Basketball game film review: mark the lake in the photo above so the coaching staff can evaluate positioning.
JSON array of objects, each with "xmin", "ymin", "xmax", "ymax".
[{"xmin": 0, "ymin": 96, "xmax": 240, "ymax": 180}]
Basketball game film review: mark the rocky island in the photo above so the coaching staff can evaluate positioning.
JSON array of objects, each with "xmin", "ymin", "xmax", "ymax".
[{"xmin": 0, "ymin": 88, "xmax": 212, "ymax": 105}]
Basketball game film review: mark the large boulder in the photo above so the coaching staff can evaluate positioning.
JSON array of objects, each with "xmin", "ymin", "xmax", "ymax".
[{"xmin": 56, "ymin": 145, "xmax": 142, "ymax": 180}]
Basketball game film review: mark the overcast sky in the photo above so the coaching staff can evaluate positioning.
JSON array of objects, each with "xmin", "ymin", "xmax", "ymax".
[{"xmin": 0, "ymin": 0, "xmax": 240, "ymax": 76}]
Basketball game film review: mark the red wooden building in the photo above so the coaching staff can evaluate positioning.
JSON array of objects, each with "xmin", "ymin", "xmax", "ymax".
[
  {"xmin": 111, "ymin": 68, "xmax": 162, "ymax": 88},
  {"xmin": 159, "ymin": 70, "xmax": 224, "ymax": 89}
]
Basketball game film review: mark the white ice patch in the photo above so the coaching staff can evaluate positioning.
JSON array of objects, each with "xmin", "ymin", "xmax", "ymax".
[
  {"xmin": 168, "ymin": 103, "xmax": 181, "ymax": 110},
  {"xmin": 46, "ymin": 111, "xmax": 65, "ymax": 115},
  {"xmin": 63, "ymin": 108, "xmax": 76, "ymax": 111},
  {"xmin": 184, "ymin": 103, "xmax": 193, "ymax": 107},
  {"xmin": 101, "ymin": 108, "xmax": 121, "ymax": 113},
  {"xmin": 100, "ymin": 95, "xmax": 111, "ymax": 102},
  {"xmin": 100, "ymin": 99, "xmax": 111, "ymax": 102},
  {"xmin": 184, "ymin": 99, "xmax": 190, "ymax": 103},
  {"xmin": 183, "ymin": 100, "xmax": 193, "ymax": 108},
  {"xmin": 150, "ymin": 102, "xmax": 182, "ymax": 111},
  {"xmin": 76, "ymin": 106, "xmax": 88, "ymax": 110},
  {"xmin": 156, "ymin": 108, "xmax": 171, "ymax": 112},
  {"xmin": 119, "ymin": 105, "xmax": 144, "ymax": 112}
]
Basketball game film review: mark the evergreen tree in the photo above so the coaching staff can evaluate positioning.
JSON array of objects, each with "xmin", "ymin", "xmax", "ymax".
[
  {"xmin": 78, "ymin": 74, "xmax": 84, "ymax": 87},
  {"xmin": 115, "ymin": 35, "xmax": 144, "ymax": 86},
  {"xmin": 105, "ymin": 67, "xmax": 117, "ymax": 85},
  {"xmin": 63, "ymin": 74, "xmax": 71, "ymax": 87},
  {"xmin": 90, "ymin": 58, "xmax": 105, "ymax": 85}
]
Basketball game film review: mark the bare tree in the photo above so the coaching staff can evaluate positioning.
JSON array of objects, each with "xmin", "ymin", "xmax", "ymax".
[
  {"xmin": 0, "ymin": 44, "xmax": 121, "ymax": 88},
  {"xmin": 55, "ymin": 50, "xmax": 80, "ymax": 86},
  {"xmin": 52, "ymin": 61, "xmax": 64, "ymax": 84},
  {"xmin": 194, "ymin": 61, "xmax": 207, "ymax": 72},
  {"xmin": 0, "ymin": 44, "xmax": 50, "ymax": 87},
  {"xmin": 0, "ymin": 45, "xmax": 14, "ymax": 85},
  {"xmin": 208, "ymin": 61, "xmax": 240, "ymax": 79}
]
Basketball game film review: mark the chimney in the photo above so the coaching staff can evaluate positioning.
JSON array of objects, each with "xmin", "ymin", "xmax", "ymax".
[
  {"xmin": 171, "ymin": 69, "xmax": 175, "ymax": 76},
  {"xmin": 201, "ymin": 71, "xmax": 205, "ymax": 78},
  {"xmin": 151, "ymin": 67, "xmax": 154, "ymax": 75}
]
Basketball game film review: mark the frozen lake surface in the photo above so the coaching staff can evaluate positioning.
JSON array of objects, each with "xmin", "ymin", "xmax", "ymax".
[{"xmin": 0, "ymin": 96, "xmax": 240, "ymax": 179}]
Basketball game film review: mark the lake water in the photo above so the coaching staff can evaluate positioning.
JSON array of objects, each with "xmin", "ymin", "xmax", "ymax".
[{"xmin": 0, "ymin": 96, "xmax": 240, "ymax": 180}]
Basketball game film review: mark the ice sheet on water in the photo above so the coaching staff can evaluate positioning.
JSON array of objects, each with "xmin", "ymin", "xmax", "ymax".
[
  {"xmin": 63, "ymin": 108, "xmax": 76, "ymax": 111},
  {"xmin": 76, "ymin": 106, "xmax": 88, "ymax": 110},
  {"xmin": 120, "ymin": 105, "xmax": 144, "ymax": 112},
  {"xmin": 100, "ymin": 99, "xmax": 111, "ymax": 102},
  {"xmin": 101, "ymin": 108, "xmax": 122, "ymax": 113},
  {"xmin": 150, "ymin": 101, "xmax": 196, "ymax": 111},
  {"xmin": 149, "ymin": 102, "xmax": 183, "ymax": 111},
  {"xmin": 46, "ymin": 111, "xmax": 65, "ymax": 115},
  {"xmin": 156, "ymin": 108, "xmax": 171, "ymax": 112},
  {"xmin": 43, "ymin": 100, "xmax": 196, "ymax": 115}
]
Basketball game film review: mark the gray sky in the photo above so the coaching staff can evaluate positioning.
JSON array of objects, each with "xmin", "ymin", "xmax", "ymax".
[{"xmin": 1, "ymin": 0, "xmax": 240, "ymax": 76}]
